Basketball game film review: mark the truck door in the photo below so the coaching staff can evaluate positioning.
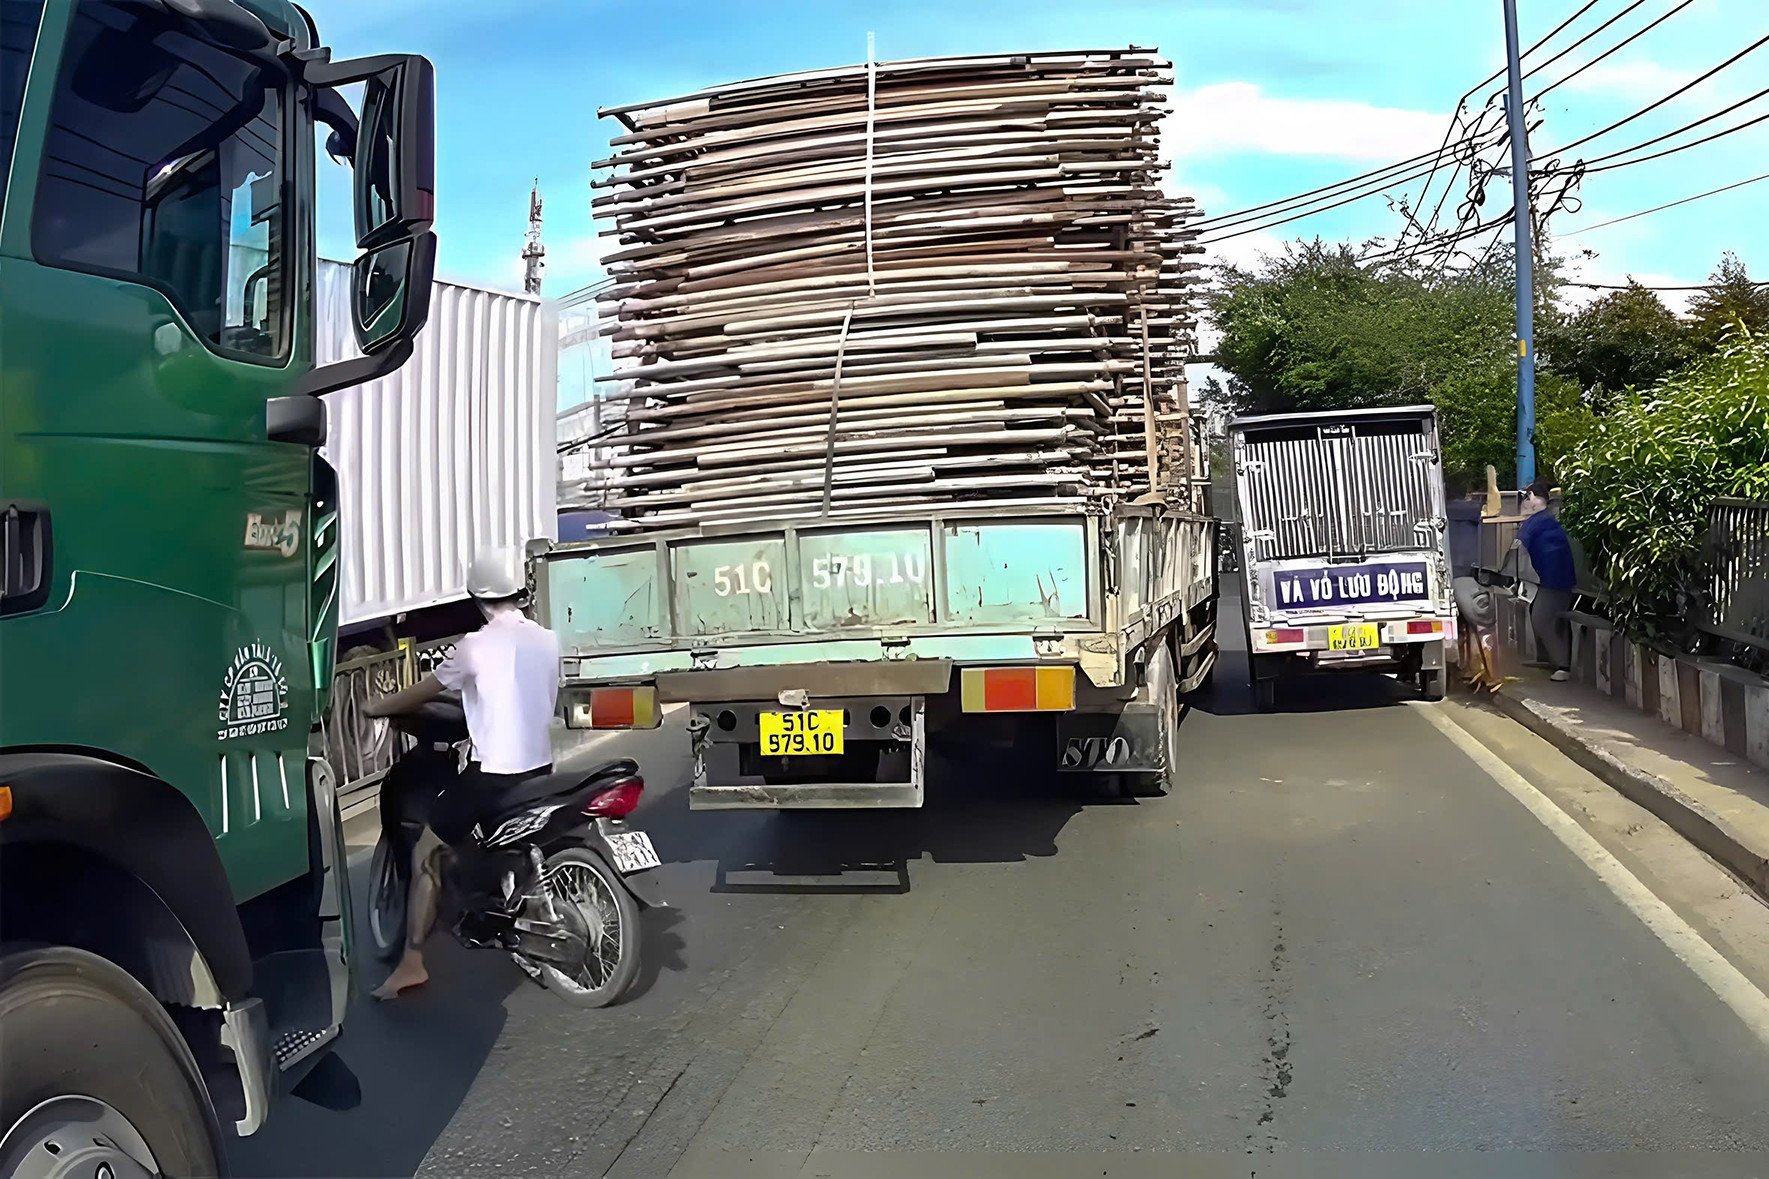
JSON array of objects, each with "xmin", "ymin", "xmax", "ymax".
[{"xmin": 0, "ymin": 0, "xmax": 313, "ymax": 898}]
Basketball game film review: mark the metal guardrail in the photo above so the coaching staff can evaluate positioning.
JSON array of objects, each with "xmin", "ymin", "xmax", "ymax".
[
  {"xmin": 1701, "ymin": 498, "xmax": 1769, "ymax": 652},
  {"xmin": 320, "ymin": 636, "xmax": 458, "ymax": 817}
]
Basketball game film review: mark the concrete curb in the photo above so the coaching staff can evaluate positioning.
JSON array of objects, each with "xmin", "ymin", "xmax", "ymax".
[{"xmin": 1489, "ymin": 688, "xmax": 1769, "ymax": 903}]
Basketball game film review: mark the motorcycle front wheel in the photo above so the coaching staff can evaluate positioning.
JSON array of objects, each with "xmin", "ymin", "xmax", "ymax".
[
  {"xmin": 532, "ymin": 847, "xmax": 641, "ymax": 1007},
  {"xmin": 367, "ymin": 837, "xmax": 408, "ymax": 964}
]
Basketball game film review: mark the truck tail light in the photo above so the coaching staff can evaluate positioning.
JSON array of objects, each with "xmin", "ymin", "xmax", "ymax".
[
  {"xmin": 1407, "ymin": 620, "xmax": 1443, "ymax": 635},
  {"xmin": 960, "ymin": 666, "xmax": 1075, "ymax": 713},
  {"xmin": 569, "ymin": 686, "xmax": 660, "ymax": 730},
  {"xmin": 1264, "ymin": 629, "xmax": 1306, "ymax": 646}
]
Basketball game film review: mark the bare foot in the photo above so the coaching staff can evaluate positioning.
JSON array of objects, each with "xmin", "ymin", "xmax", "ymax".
[{"xmin": 372, "ymin": 955, "xmax": 429, "ymax": 1001}]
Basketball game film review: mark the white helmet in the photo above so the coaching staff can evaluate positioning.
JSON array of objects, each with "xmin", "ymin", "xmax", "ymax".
[{"xmin": 465, "ymin": 545, "xmax": 525, "ymax": 601}]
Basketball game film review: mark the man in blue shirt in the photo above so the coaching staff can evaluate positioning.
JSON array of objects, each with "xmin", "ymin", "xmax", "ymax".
[{"xmin": 1516, "ymin": 479, "xmax": 1578, "ymax": 681}]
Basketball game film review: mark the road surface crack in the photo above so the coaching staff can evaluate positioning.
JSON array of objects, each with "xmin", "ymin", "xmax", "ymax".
[
  {"xmin": 597, "ymin": 1059, "xmax": 692, "ymax": 1177},
  {"xmin": 1247, "ymin": 908, "xmax": 1292, "ymax": 1153}
]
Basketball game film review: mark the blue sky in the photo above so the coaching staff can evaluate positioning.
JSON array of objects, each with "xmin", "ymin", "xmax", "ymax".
[{"xmin": 302, "ymin": 0, "xmax": 1769, "ymax": 312}]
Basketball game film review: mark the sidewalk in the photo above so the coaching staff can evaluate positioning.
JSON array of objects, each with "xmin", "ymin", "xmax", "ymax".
[{"xmin": 1486, "ymin": 669, "xmax": 1769, "ymax": 901}]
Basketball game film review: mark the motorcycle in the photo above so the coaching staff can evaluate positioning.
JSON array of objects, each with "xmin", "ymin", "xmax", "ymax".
[{"xmin": 365, "ymin": 695, "xmax": 666, "ymax": 1006}]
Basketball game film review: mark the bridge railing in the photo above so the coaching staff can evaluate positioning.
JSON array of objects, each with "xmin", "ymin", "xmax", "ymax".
[{"xmin": 320, "ymin": 636, "xmax": 459, "ymax": 820}]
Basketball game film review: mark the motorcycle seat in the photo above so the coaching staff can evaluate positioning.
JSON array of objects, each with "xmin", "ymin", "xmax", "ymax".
[{"xmin": 490, "ymin": 758, "xmax": 639, "ymax": 816}]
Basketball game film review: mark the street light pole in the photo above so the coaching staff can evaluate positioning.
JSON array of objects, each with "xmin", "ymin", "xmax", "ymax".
[{"xmin": 1502, "ymin": 0, "xmax": 1536, "ymax": 486}]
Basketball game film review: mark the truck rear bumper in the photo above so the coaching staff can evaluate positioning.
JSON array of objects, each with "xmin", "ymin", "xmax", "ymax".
[
  {"xmin": 689, "ymin": 781, "xmax": 924, "ymax": 809},
  {"xmin": 1249, "ymin": 617, "xmax": 1455, "ymax": 655},
  {"xmin": 689, "ymin": 695, "xmax": 927, "ymax": 810}
]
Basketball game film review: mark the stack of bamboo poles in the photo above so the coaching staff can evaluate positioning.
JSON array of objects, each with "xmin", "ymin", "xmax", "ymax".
[{"xmin": 571, "ymin": 48, "xmax": 1205, "ymax": 530}]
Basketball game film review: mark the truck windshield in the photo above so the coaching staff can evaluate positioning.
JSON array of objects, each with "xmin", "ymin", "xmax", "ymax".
[{"xmin": 32, "ymin": 0, "xmax": 288, "ymax": 362}]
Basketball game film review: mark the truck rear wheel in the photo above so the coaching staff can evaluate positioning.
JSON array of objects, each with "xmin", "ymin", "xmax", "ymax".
[{"xmin": 0, "ymin": 945, "xmax": 223, "ymax": 1178}]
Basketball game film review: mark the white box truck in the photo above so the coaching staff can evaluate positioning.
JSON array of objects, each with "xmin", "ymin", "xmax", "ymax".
[{"xmin": 1229, "ymin": 405, "xmax": 1456, "ymax": 709}]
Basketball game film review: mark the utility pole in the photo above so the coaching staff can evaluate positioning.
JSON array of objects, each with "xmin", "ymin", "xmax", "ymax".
[
  {"xmin": 521, "ymin": 179, "xmax": 545, "ymax": 295},
  {"xmin": 1502, "ymin": 0, "xmax": 1536, "ymax": 486}
]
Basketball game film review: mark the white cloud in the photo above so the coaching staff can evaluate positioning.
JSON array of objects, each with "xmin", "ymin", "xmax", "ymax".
[
  {"xmin": 1201, "ymin": 229, "xmax": 1291, "ymax": 278},
  {"xmin": 1166, "ymin": 82, "xmax": 1446, "ymax": 162}
]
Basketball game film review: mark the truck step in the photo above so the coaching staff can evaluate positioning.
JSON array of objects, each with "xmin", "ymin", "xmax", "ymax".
[{"xmin": 273, "ymin": 1025, "xmax": 339, "ymax": 1071}]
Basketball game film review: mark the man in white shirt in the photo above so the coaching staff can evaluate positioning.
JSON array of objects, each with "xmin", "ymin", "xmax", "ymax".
[{"xmin": 364, "ymin": 545, "xmax": 561, "ymax": 1000}]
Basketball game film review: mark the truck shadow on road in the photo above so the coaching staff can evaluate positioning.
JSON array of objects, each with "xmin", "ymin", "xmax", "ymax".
[
  {"xmin": 635, "ymin": 739, "xmax": 1097, "ymax": 896},
  {"xmin": 1192, "ymin": 644, "xmax": 1419, "ymax": 718},
  {"xmin": 228, "ymin": 861, "xmax": 523, "ymax": 1179}
]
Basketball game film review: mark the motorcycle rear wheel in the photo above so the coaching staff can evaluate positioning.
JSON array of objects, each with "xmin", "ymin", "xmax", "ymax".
[
  {"xmin": 531, "ymin": 847, "xmax": 640, "ymax": 1008},
  {"xmin": 368, "ymin": 837, "xmax": 408, "ymax": 964}
]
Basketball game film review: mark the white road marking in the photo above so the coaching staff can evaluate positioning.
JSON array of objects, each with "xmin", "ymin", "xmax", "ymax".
[{"xmin": 1416, "ymin": 701, "xmax": 1769, "ymax": 1052}]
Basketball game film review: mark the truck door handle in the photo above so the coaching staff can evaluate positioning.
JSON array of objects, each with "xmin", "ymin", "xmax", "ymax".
[{"xmin": 0, "ymin": 501, "xmax": 53, "ymax": 615}]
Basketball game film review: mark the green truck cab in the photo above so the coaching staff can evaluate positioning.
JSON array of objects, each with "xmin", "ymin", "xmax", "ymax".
[{"xmin": 0, "ymin": 1, "xmax": 435, "ymax": 1171}]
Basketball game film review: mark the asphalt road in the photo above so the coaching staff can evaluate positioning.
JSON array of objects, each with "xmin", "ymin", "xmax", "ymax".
[{"xmin": 231, "ymin": 621, "xmax": 1769, "ymax": 1176}]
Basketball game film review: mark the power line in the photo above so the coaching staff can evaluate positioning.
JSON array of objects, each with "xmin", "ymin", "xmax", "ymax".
[
  {"xmin": 1579, "ymin": 107, "xmax": 1769, "ymax": 174},
  {"xmin": 1519, "ymin": 0, "xmax": 1649, "ymax": 91},
  {"xmin": 1529, "ymin": 0, "xmax": 1699, "ymax": 101},
  {"xmin": 1194, "ymin": 0, "xmax": 1608, "ymax": 238},
  {"xmin": 1560, "ymin": 169, "xmax": 1769, "ymax": 234},
  {"xmin": 1570, "ymin": 82, "xmax": 1769, "ymax": 168},
  {"xmin": 1562, "ymin": 278, "xmax": 1769, "ymax": 290},
  {"xmin": 1195, "ymin": 133, "xmax": 1508, "ymax": 244},
  {"xmin": 1188, "ymin": 139, "xmax": 1488, "ymax": 231},
  {"xmin": 1362, "ymin": 210, "xmax": 1515, "ymax": 266},
  {"xmin": 1540, "ymin": 28, "xmax": 1769, "ymax": 158},
  {"xmin": 1403, "ymin": 0, "xmax": 1701, "ymax": 267},
  {"xmin": 1409, "ymin": 0, "xmax": 1606, "ymax": 232}
]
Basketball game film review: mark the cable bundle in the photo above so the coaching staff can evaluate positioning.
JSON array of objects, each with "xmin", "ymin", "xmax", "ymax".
[{"xmin": 574, "ymin": 48, "xmax": 1204, "ymax": 531}]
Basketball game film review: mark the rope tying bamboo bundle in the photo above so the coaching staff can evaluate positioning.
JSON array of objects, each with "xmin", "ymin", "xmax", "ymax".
[{"xmin": 571, "ymin": 47, "xmax": 1205, "ymax": 531}]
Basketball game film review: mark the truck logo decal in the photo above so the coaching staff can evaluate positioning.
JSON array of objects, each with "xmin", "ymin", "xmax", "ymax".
[
  {"xmin": 244, "ymin": 509, "xmax": 302, "ymax": 557},
  {"xmin": 1062, "ymin": 735, "xmax": 1137, "ymax": 769},
  {"xmin": 218, "ymin": 643, "xmax": 290, "ymax": 740}
]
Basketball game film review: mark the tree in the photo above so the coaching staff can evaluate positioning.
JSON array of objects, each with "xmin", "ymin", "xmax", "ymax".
[
  {"xmin": 1208, "ymin": 240, "xmax": 1519, "ymax": 487},
  {"xmin": 1537, "ymin": 282, "xmax": 1693, "ymax": 403},
  {"xmin": 1688, "ymin": 251, "xmax": 1769, "ymax": 348},
  {"xmin": 1560, "ymin": 332, "xmax": 1769, "ymax": 643}
]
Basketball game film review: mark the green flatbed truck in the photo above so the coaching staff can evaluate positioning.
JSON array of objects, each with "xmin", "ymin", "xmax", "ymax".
[{"xmin": 0, "ymin": 1, "xmax": 436, "ymax": 1171}]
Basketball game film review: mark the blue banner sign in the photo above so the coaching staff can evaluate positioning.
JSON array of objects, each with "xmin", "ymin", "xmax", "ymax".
[{"xmin": 1272, "ymin": 561, "xmax": 1431, "ymax": 609}]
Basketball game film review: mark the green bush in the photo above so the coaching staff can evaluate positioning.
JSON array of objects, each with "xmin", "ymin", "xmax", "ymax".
[
  {"xmin": 1559, "ymin": 329, "xmax": 1769, "ymax": 642},
  {"xmin": 1534, "ymin": 371, "xmax": 1599, "ymax": 485}
]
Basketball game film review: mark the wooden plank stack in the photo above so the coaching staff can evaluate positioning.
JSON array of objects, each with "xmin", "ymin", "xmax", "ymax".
[{"xmin": 569, "ymin": 48, "xmax": 1205, "ymax": 531}]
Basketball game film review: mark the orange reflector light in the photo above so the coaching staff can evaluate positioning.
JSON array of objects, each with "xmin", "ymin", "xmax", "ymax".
[
  {"xmin": 960, "ymin": 666, "xmax": 1075, "ymax": 713},
  {"xmin": 0, "ymin": 785, "xmax": 10, "ymax": 821},
  {"xmin": 1407, "ymin": 620, "xmax": 1444, "ymax": 635},
  {"xmin": 572, "ymin": 686, "xmax": 659, "ymax": 730}
]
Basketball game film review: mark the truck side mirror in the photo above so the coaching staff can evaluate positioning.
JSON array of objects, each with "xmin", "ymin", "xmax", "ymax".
[
  {"xmin": 290, "ymin": 52, "xmax": 437, "ymax": 400},
  {"xmin": 355, "ymin": 233, "xmax": 436, "ymax": 353}
]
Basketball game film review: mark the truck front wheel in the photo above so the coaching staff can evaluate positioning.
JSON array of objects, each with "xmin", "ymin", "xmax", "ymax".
[{"xmin": 0, "ymin": 946, "xmax": 224, "ymax": 1178}]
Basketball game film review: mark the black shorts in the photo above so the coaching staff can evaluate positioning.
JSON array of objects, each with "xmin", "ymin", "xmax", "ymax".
[{"xmin": 430, "ymin": 763, "xmax": 552, "ymax": 844}]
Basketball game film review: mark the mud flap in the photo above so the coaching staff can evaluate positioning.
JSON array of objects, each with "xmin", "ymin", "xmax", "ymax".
[{"xmin": 1055, "ymin": 705, "xmax": 1164, "ymax": 777}]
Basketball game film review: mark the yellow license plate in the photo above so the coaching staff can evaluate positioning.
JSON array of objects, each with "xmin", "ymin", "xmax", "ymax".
[
  {"xmin": 1327, "ymin": 623, "xmax": 1381, "ymax": 651},
  {"xmin": 759, "ymin": 709, "xmax": 845, "ymax": 756}
]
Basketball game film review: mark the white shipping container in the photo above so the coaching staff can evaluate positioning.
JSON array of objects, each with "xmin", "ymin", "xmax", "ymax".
[{"xmin": 318, "ymin": 260, "xmax": 558, "ymax": 627}]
